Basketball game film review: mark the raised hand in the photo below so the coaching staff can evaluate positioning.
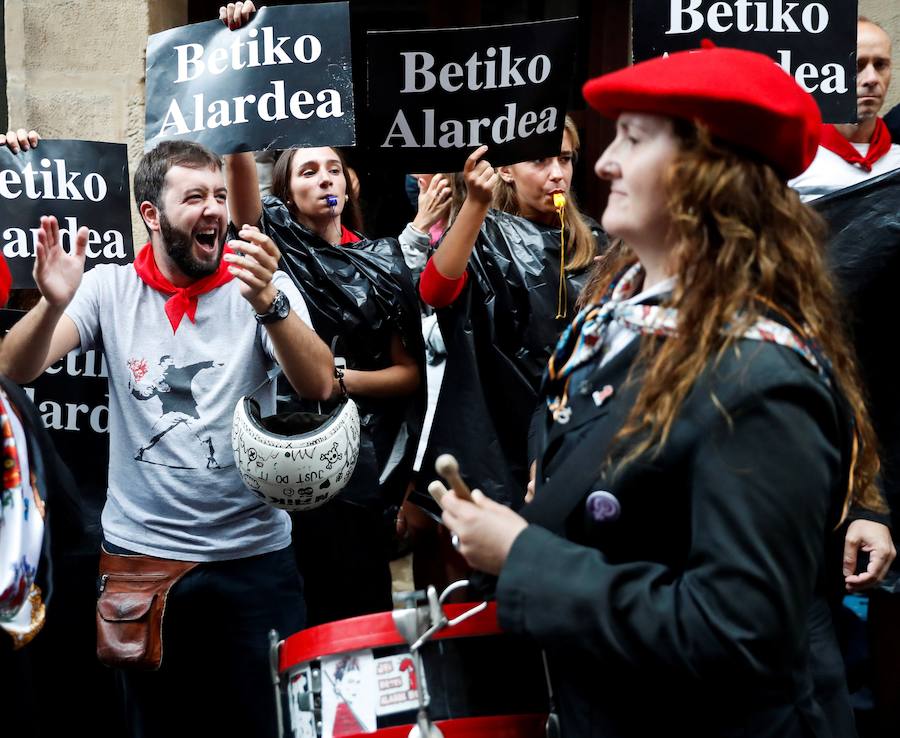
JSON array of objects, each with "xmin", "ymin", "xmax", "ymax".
[
  {"xmin": 463, "ymin": 145, "xmax": 498, "ymax": 206},
  {"xmin": 1, "ymin": 128, "xmax": 40, "ymax": 154},
  {"xmin": 224, "ymin": 224, "xmax": 281, "ymax": 311},
  {"xmin": 219, "ymin": 1, "xmax": 256, "ymax": 29},
  {"xmin": 412, "ymin": 174, "xmax": 452, "ymax": 233},
  {"xmin": 33, "ymin": 216, "xmax": 88, "ymax": 308}
]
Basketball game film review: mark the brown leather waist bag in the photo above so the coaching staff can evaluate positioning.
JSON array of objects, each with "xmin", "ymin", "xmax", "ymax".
[{"xmin": 96, "ymin": 548, "xmax": 199, "ymax": 671}]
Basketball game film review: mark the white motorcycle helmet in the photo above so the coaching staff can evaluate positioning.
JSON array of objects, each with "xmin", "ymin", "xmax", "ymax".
[{"xmin": 231, "ymin": 379, "xmax": 360, "ymax": 511}]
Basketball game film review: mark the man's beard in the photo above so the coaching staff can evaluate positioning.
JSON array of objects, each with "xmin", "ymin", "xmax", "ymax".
[{"xmin": 159, "ymin": 210, "xmax": 223, "ymax": 279}]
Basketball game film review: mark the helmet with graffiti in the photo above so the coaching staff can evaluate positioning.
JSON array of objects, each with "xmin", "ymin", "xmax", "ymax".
[{"xmin": 231, "ymin": 391, "xmax": 360, "ymax": 511}]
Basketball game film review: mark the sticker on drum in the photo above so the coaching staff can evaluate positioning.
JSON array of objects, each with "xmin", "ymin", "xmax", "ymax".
[
  {"xmin": 287, "ymin": 668, "xmax": 317, "ymax": 738},
  {"xmin": 375, "ymin": 653, "xmax": 429, "ymax": 716},
  {"xmin": 321, "ymin": 651, "xmax": 378, "ymax": 738}
]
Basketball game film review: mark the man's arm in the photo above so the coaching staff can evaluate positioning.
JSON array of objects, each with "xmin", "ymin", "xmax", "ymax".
[
  {"xmin": 226, "ymin": 225, "xmax": 333, "ymax": 400},
  {"xmin": 224, "ymin": 152, "xmax": 264, "ymax": 231},
  {"xmin": 0, "ymin": 301, "xmax": 80, "ymax": 382},
  {"xmin": 0, "ymin": 216, "xmax": 86, "ymax": 382},
  {"xmin": 264, "ymin": 311, "xmax": 334, "ymax": 401},
  {"xmin": 219, "ymin": 4, "xmax": 265, "ymax": 230},
  {"xmin": 337, "ymin": 332, "xmax": 420, "ymax": 398}
]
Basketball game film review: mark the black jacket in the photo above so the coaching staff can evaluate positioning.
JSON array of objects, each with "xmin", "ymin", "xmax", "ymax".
[
  {"xmin": 815, "ymin": 169, "xmax": 900, "ymax": 535},
  {"xmin": 497, "ymin": 338, "xmax": 846, "ymax": 738}
]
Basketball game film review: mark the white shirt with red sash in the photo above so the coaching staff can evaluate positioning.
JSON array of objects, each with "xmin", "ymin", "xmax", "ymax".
[{"xmin": 789, "ymin": 118, "xmax": 900, "ymax": 202}]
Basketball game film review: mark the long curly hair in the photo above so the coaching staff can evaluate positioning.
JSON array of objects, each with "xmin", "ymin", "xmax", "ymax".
[
  {"xmin": 582, "ymin": 121, "xmax": 884, "ymax": 517},
  {"xmin": 492, "ymin": 115, "xmax": 597, "ymax": 272}
]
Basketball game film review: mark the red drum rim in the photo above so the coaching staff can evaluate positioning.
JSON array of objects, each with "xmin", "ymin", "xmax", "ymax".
[
  {"xmin": 333, "ymin": 713, "xmax": 547, "ymax": 738},
  {"xmin": 280, "ymin": 602, "xmax": 502, "ymax": 672}
]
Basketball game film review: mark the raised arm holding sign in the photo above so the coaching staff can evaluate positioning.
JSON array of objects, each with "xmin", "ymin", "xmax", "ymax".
[
  {"xmin": 145, "ymin": 1, "xmax": 355, "ymax": 154},
  {"xmin": 427, "ymin": 145, "xmax": 499, "ymax": 282}
]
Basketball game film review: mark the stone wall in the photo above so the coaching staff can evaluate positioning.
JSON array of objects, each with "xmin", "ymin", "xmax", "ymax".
[{"xmin": 4, "ymin": 0, "xmax": 187, "ymax": 247}]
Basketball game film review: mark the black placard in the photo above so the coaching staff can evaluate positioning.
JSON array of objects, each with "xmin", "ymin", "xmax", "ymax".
[
  {"xmin": 145, "ymin": 2, "xmax": 355, "ymax": 154},
  {"xmin": 367, "ymin": 18, "xmax": 578, "ymax": 172},
  {"xmin": 0, "ymin": 140, "xmax": 134, "ymax": 289},
  {"xmin": 632, "ymin": 0, "xmax": 858, "ymax": 123},
  {"xmin": 0, "ymin": 309, "xmax": 110, "ymax": 514}
]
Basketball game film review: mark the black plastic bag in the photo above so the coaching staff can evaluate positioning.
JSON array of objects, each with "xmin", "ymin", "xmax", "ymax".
[
  {"xmin": 419, "ymin": 209, "xmax": 604, "ymax": 508},
  {"xmin": 815, "ymin": 168, "xmax": 900, "ymax": 530}
]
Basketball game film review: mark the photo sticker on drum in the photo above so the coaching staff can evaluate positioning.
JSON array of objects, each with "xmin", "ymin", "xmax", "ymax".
[
  {"xmin": 374, "ymin": 652, "xmax": 428, "ymax": 716},
  {"xmin": 287, "ymin": 668, "xmax": 317, "ymax": 738},
  {"xmin": 321, "ymin": 651, "xmax": 377, "ymax": 738}
]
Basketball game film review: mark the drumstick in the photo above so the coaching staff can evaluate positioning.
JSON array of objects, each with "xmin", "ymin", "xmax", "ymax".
[
  {"xmin": 435, "ymin": 454, "xmax": 472, "ymax": 501},
  {"xmin": 427, "ymin": 480, "xmax": 449, "ymax": 504}
]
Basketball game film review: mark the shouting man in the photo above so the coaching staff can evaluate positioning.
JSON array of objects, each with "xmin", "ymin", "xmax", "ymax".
[{"xmin": 0, "ymin": 133, "xmax": 333, "ymax": 737}]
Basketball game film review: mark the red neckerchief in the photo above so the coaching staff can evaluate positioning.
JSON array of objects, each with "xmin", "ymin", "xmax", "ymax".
[
  {"xmin": 820, "ymin": 118, "xmax": 893, "ymax": 172},
  {"xmin": 133, "ymin": 242, "xmax": 235, "ymax": 333},
  {"xmin": 340, "ymin": 226, "xmax": 361, "ymax": 244}
]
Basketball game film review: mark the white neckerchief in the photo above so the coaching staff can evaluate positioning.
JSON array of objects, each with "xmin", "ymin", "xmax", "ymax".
[{"xmin": 600, "ymin": 276, "xmax": 676, "ymax": 367}]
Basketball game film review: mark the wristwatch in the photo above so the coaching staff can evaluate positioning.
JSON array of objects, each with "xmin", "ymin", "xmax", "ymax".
[{"xmin": 254, "ymin": 289, "xmax": 290, "ymax": 324}]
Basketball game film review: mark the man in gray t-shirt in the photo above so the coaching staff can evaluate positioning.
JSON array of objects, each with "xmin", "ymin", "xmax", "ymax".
[{"xmin": 0, "ymin": 138, "xmax": 334, "ymax": 737}]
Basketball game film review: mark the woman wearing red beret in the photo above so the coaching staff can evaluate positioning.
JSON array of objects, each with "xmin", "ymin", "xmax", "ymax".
[{"xmin": 438, "ymin": 45, "xmax": 891, "ymax": 737}]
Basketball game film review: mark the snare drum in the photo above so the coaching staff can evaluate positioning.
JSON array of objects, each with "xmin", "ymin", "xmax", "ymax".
[{"xmin": 278, "ymin": 602, "xmax": 549, "ymax": 738}]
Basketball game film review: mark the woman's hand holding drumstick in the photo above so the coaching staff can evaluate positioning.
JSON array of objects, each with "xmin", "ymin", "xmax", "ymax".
[
  {"xmin": 429, "ymin": 454, "xmax": 528, "ymax": 575},
  {"xmin": 432, "ymin": 454, "xmax": 472, "ymax": 501}
]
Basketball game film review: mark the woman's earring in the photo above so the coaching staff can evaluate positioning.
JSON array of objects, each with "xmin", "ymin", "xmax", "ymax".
[{"xmin": 345, "ymin": 194, "xmax": 349, "ymax": 202}]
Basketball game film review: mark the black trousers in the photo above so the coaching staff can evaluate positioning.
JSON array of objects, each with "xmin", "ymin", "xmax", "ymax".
[
  {"xmin": 114, "ymin": 545, "xmax": 305, "ymax": 738},
  {"xmin": 291, "ymin": 500, "xmax": 393, "ymax": 626}
]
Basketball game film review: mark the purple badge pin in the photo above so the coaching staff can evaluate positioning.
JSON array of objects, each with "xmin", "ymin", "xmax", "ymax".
[{"xmin": 586, "ymin": 490, "xmax": 621, "ymax": 523}]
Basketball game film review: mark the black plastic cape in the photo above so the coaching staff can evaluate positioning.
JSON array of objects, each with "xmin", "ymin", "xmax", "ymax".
[
  {"xmin": 419, "ymin": 209, "xmax": 604, "ymax": 509},
  {"xmin": 814, "ymin": 168, "xmax": 900, "ymax": 532},
  {"xmin": 255, "ymin": 196, "xmax": 426, "ymax": 510}
]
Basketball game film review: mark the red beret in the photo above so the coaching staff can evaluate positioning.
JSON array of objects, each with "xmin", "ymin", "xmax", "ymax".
[
  {"xmin": 582, "ymin": 44, "xmax": 821, "ymax": 179},
  {"xmin": 0, "ymin": 254, "xmax": 10, "ymax": 308}
]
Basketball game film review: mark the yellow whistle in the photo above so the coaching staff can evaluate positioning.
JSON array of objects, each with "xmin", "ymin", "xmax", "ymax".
[{"xmin": 553, "ymin": 193, "xmax": 566, "ymax": 210}]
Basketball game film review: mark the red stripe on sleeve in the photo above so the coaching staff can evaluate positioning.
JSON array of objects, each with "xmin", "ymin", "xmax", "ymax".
[{"xmin": 419, "ymin": 257, "xmax": 468, "ymax": 308}]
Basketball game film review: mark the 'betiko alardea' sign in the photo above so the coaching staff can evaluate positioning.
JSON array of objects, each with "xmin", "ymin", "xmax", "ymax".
[
  {"xmin": 0, "ymin": 140, "xmax": 133, "ymax": 289},
  {"xmin": 633, "ymin": 0, "xmax": 858, "ymax": 123},
  {"xmin": 0, "ymin": 309, "xmax": 110, "ymax": 517},
  {"xmin": 145, "ymin": 2, "xmax": 355, "ymax": 154},
  {"xmin": 367, "ymin": 18, "xmax": 578, "ymax": 172}
]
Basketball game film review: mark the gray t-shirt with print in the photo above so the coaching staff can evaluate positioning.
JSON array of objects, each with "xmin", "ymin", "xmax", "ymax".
[{"xmin": 65, "ymin": 263, "xmax": 312, "ymax": 562}]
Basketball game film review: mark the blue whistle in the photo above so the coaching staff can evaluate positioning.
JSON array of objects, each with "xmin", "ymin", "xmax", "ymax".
[{"xmin": 326, "ymin": 195, "xmax": 338, "ymax": 207}]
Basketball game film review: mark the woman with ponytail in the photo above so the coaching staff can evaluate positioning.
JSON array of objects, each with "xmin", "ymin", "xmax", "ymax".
[{"xmin": 418, "ymin": 116, "xmax": 605, "ymax": 506}]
